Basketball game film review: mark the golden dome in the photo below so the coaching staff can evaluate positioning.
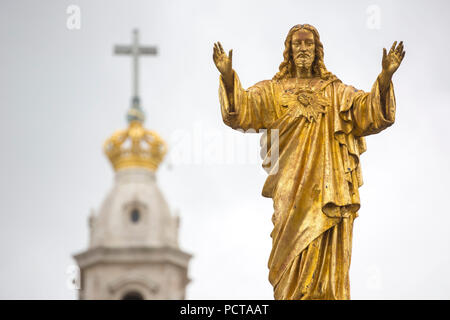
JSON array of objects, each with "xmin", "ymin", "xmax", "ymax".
[{"xmin": 104, "ymin": 118, "xmax": 167, "ymax": 172}]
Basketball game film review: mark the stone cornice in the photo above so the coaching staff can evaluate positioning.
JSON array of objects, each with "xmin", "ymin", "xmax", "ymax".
[{"xmin": 73, "ymin": 246, "xmax": 192, "ymax": 270}]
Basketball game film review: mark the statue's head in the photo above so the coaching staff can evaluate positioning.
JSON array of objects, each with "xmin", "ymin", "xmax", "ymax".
[{"xmin": 273, "ymin": 24, "xmax": 335, "ymax": 81}]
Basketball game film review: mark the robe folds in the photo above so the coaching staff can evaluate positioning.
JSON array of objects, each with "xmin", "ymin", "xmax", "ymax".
[{"xmin": 218, "ymin": 71, "xmax": 396, "ymax": 300}]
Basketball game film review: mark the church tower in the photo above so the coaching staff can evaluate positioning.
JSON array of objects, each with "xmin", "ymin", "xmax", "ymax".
[{"xmin": 73, "ymin": 30, "xmax": 191, "ymax": 300}]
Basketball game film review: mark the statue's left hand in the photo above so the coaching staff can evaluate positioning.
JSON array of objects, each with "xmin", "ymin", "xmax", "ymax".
[{"xmin": 382, "ymin": 41, "xmax": 405, "ymax": 76}]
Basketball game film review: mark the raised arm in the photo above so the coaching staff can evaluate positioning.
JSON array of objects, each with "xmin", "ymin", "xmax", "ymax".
[
  {"xmin": 378, "ymin": 41, "xmax": 405, "ymax": 109},
  {"xmin": 213, "ymin": 42, "xmax": 235, "ymax": 111},
  {"xmin": 213, "ymin": 42, "xmax": 277, "ymax": 131},
  {"xmin": 341, "ymin": 41, "xmax": 405, "ymax": 137}
]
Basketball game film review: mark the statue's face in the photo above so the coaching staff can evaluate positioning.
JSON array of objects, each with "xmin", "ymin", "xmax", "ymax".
[{"xmin": 291, "ymin": 29, "xmax": 315, "ymax": 70}]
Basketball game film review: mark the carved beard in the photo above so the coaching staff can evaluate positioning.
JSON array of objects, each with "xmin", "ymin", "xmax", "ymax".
[{"xmin": 294, "ymin": 53, "xmax": 314, "ymax": 70}]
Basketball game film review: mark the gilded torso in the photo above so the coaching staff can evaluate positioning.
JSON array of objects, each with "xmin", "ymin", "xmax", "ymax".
[{"xmin": 272, "ymin": 77, "xmax": 334, "ymax": 123}]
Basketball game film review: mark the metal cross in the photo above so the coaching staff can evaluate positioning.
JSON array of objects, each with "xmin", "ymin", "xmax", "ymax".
[{"xmin": 114, "ymin": 29, "xmax": 157, "ymax": 122}]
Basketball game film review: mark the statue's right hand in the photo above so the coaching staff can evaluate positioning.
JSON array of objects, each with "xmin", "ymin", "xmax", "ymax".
[{"xmin": 213, "ymin": 42, "xmax": 233, "ymax": 80}]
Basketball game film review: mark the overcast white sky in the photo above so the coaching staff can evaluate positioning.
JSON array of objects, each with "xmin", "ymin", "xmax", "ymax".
[{"xmin": 1, "ymin": 0, "xmax": 450, "ymax": 299}]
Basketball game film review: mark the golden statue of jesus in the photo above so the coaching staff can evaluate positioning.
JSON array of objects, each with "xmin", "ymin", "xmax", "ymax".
[{"xmin": 213, "ymin": 24, "xmax": 405, "ymax": 300}]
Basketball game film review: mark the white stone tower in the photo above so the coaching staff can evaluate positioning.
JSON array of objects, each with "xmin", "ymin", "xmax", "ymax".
[{"xmin": 73, "ymin": 30, "xmax": 191, "ymax": 300}]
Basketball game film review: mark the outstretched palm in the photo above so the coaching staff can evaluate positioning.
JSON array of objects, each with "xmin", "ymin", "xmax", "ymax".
[
  {"xmin": 382, "ymin": 41, "xmax": 405, "ymax": 76},
  {"xmin": 213, "ymin": 42, "xmax": 233, "ymax": 79}
]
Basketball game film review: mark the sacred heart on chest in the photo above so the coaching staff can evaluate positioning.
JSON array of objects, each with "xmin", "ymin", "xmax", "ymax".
[{"xmin": 281, "ymin": 88, "xmax": 330, "ymax": 122}]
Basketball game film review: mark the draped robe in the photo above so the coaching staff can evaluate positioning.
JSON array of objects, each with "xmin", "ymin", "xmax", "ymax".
[{"xmin": 218, "ymin": 71, "xmax": 396, "ymax": 300}]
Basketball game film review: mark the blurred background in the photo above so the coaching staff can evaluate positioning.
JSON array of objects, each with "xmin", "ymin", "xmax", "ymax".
[{"xmin": 0, "ymin": 0, "xmax": 449, "ymax": 299}]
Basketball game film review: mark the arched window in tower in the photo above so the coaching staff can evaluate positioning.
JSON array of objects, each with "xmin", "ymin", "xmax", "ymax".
[
  {"xmin": 130, "ymin": 208, "xmax": 140, "ymax": 223},
  {"xmin": 121, "ymin": 291, "xmax": 144, "ymax": 300}
]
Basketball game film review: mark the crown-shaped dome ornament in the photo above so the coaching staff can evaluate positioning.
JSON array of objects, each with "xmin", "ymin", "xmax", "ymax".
[
  {"xmin": 104, "ymin": 29, "xmax": 165, "ymax": 172},
  {"xmin": 104, "ymin": 114, "xmax": 167, "ymax": 172}
]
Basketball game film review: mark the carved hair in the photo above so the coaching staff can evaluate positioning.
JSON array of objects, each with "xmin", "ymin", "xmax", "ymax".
[{"xmin": 273, "ymin": 24, "xmax": 336, "ymax": 81}]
